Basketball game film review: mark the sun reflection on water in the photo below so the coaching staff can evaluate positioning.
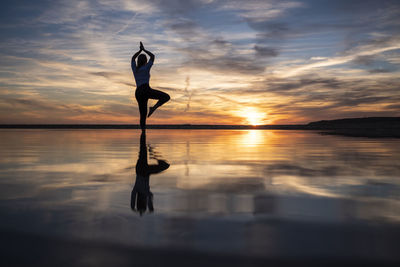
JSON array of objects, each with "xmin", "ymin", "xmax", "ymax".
[{"xmin": 240, "ymin": 130, "xmax": 265, "ymax": 147}]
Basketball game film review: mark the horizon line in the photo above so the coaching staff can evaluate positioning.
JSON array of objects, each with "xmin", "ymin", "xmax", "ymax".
[
  {"xmin": 0, "ymin": 124, "xmax": 307, "ymax": 129},
  {"xmin": 0, "ymin": 117, "xmax": 398, "ymax": 129}
]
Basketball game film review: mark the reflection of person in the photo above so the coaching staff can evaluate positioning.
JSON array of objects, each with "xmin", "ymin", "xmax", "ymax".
[
  {"xmin": 131, "ymin": 132, "xmax": 170, "ymax": 215},
  {"xmin": 131, "ymin": 42, "xmax": 170, "ymax": 131}
]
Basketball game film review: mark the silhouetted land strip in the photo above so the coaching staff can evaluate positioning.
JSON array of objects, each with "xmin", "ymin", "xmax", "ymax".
[
  {"xmin": 1, "ymin": 117, "xmax": 399, "ymax": 137},
  {"xmin": 307, "ymin": 117, "xmax": 400, "ymax": 138}
]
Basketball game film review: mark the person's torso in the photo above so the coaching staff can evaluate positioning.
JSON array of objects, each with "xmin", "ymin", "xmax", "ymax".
[{"xmin": 133, "ymin": 64, "xmax": 151, "ymax": 87}]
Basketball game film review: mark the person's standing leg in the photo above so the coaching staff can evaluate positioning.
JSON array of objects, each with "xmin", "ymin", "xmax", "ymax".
[
  {"xmin": 138, "ymin": 100, "xmax": 147, "ymax": 130},
  {"xmin": 135, "ymin": 87, "xmax": 148, "ymax": 131}
]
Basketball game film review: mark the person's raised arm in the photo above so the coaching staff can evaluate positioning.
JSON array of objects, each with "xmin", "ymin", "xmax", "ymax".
[
  {"xmin": 131, "ymin": 46, "xmax": 142, "ymax": 68},
  {"xmin": 140, "ymin": 41, "xmax": 155, "ymax": 62}
]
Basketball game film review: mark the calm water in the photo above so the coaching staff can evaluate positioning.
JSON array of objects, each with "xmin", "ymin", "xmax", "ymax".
[{"xmin": 1, "ymin": 129, "xmax": 399, "ymax": 265}]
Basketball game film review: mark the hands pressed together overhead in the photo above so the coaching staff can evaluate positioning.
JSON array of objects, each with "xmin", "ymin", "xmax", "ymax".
[{"xmin": 132, "ymin": 41, "xmax": 155, "ymax": 62}]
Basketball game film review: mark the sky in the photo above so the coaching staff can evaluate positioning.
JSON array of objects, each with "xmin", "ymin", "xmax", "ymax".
[{"xmin": 0, "ymin": 0, "xmax": 399, "ymax": 125}]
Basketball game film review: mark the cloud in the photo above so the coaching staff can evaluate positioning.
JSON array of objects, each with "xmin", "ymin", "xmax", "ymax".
[
  {"xmin": 184, "ymin": 54, "xmax": 266, "ymax": 74},
  {"xmin": 219, "ymin": 0, "xmax": 302, "ymax": 22},
  {"xmin": 249, "ymin": 76, "xmax": 343, "ymax": 93},
  {"xmin": 183, "ymin": 76, "xmax": 193, "ymax": 111},
  {"xmin": 351, "ymin": 55, "xmax": 376, "ymax": 66},
  {"xmin": 1, "ymin": 0, "xmax": 400, "ymax": 124},
  {"xmin": 0, "ymin": 95, "xmax": 137, "ymax": 124},
  {"xmin": 211, "ymin": 38, "xmax": 230, "ymax": 47},
  {"xmin": 386, "ymin": 103, "xmax": 400, "ymax": 110},
  {"xmin": 368, "ymin": 69, "xmax": 392, "ymax": 74},
  {"xmin": 165, "ymin": 18, "xmax": 200, "ymax": 39},
  {"xmin": 254, "ymin": 45, "xmax": 278, "ymax": 57},
  {"xmin": 278, "ymin": 35, "xmax": 400, "ymax": 78},
  {"xmin": 88, "ymin": 71, "xmax": 120, "ymax": 79},
  {"xmin": 149, "ymin": 0, "xmax": 208, "ymax": 15}
]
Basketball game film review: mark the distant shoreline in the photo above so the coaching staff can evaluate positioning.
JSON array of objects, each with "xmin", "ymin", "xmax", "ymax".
[{"xmin": 1, "ymin": 117, "xmax": 399, "ymax": 137}]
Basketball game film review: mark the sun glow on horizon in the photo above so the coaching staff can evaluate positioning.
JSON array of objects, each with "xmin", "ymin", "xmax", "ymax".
[{"xmin": 240, "ymin": 108, "xmax": 266, "ymax": 126}]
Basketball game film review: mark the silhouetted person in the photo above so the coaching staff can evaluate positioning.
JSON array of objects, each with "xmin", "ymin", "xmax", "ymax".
[
  {"xmin": 131, "ymin": 132, "xmax": 170, "ymax": 215},
  {"xmin": 132, "ymin": 42, "xmax": 170, "ymax": 131}
]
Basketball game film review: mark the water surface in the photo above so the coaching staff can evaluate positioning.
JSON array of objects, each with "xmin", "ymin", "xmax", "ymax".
[{"xmin": 1, "ymin": 129, "xmax": 399, "ymax": 265}]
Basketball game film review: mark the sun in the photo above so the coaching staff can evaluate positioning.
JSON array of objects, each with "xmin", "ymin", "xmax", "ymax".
[{"xmin": 242, "ymin": 108, "xmax": 265, "ymax": 126}]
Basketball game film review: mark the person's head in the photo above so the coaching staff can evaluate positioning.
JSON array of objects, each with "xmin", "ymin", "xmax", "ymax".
[{"xmin": 137, "ymin": 54, "xmax": 147, "ymax": 68}]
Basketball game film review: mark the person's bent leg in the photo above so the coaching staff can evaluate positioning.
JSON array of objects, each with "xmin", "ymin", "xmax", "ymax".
[{"xmin": 147, "ymin": 88, "xmax": 170, "ymax": 118}]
